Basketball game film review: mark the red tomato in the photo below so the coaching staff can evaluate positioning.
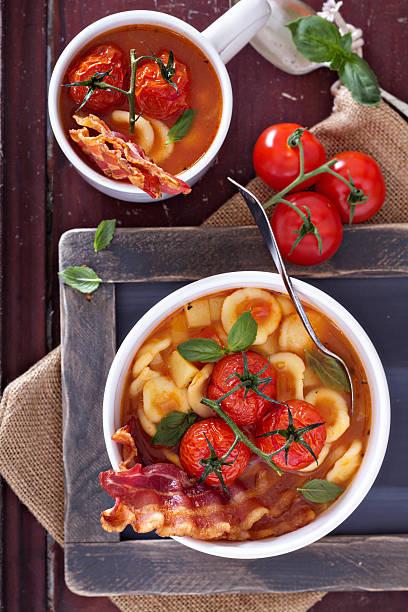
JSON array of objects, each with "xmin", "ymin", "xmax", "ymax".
[
  {"xmin": 315, "ymin": 151, "xmax": 386, "ymax": 223},
  {"xmin": 68, "ymin": 43, "xmax": 127, "ymax": 114},
  {"xmin": 271, "ymin": 192, "xmax": 343, "ymax": 266},
  {"xmin": 256, "ymin": 400, "xmax": 326, "ymax": 471},
  {"xmin": 179, "ymin": 417, "xmax": 250, "ymax": 486},
  {"xmin": 207, "ymin": 351, "xmax": 277, "ymax": 426},
  {"xmin": 134, "ymin": 51, "xmax": 189, "ymax": 120},
  {"xmin": 253, "ymin": 123, "xmax": 327, "ymax": 192},
  {"xmin": 191, "ymin": 327, "xmax": 221, "ymax": 344}
]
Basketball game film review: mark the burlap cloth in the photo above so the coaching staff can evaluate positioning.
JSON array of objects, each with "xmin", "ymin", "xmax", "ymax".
[{"xmin": 0, "ymin": 87, "xmax": 407, "ymax": 611}]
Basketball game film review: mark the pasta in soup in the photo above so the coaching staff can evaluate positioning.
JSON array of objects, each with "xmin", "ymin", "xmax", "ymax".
[
  {"xmin": 60, "ymin": 25, "xmax": 222, "ymax": 199},
  {"xmin": 99, "ymin": 287, "xmax": 370, "ymax": 541}
]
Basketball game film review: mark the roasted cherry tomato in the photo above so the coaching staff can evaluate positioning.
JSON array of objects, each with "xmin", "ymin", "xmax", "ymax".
[
  {"xmin": 179, "ymin": 417, "xmax": 250, "ymax": 486},
  {"xmin": 134, "ymin": 51, "xmax": 189, "ymax": 120},
  {"xmin": 256, "ymin": 399, "xmax": 326, "ymax": 471},
  {"xmin": 315, "ymin": 151, "xmax": 386, "ymax": 223},
  {"xmin": 253, "ymin": 123, "xmax": 327, "ymax": 192},
  {"xmin": 207, "ymin": 351, "xmax": 277, "ymax": 426},
  {"xmin": 68, "ymin": 43, "xmax": 127, "ymax": 114},
  {"xmin": 271, "ymin": 192, "xmax": 343, "ymax": 266}
]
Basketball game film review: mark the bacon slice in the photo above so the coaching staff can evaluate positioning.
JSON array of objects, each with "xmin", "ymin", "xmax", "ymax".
[
  {"xmin": 100, "ymin": 462, "xmax": 269, "ymax": 540},
  {"xmin": 112, "ymin": 425, "xmax": 139, "ymax": 471},
  {"xmin": 69, "ymin": 113, "xmax": 191, "ymax": 199}
]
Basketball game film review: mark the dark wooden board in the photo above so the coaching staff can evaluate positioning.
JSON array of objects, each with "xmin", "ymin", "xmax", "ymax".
[
  {"xmin": 3, "ymin": 0, "xmax": 408, "ymax": 608},
  {"xmin": 60, "ymin": 226, "xmax": 408, "ymax": 596}
]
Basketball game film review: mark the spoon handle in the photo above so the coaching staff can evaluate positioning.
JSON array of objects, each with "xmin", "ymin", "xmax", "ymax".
[{"xmin": 227, "ymin": 178, "xmax": 325, "ymax": 350}]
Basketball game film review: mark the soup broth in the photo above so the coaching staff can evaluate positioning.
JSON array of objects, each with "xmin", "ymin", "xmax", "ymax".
[
  {"xmin": 60, "ymin": 25, "xmax": 223, "ymax": 176},
  {"xmin": 115, "ymin": 288, "xmax": 371, "ymax": 541}
]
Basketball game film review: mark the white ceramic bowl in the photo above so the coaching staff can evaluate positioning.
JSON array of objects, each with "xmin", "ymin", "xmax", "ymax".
[
  {"xmin": 103, "ymin": 271, "xmax": 390, "ymax": 558},
  {"xmin": 48, "ymin": 1, "xmax": 271, "ymax": 202}
]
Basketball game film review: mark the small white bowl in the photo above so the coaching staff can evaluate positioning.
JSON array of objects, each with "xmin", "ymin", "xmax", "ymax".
[
  {"xmin": 103, "ymin": 271, "xmax": 390, "ymax": 558},
  {"xmin": 48, "ymin": 1, "xmax": 271, "ymax": 202}
]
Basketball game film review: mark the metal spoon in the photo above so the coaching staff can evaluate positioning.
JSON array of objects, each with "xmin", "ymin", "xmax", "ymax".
[{"xmin": 227, "ymin": 177, "xmax": 354, "ymax": 412}]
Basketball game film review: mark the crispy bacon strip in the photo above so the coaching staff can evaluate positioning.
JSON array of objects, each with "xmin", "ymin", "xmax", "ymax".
[
  {"xmin": 100, "ymin": 463, "xmax": 269, "ymax": 540},
  {"xmin": 69, "ymin": 113, "xmax": 191, "ymax": 199},
  {"xmin": 112, "ymin": 425, "xmax": 138, "ymax": 471}
]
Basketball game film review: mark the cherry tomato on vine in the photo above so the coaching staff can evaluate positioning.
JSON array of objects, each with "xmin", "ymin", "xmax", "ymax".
[
  {"xmin": 315, "ymin": 151, "xmax": 386, "ymax": 223},
  {"xmin": 206, "ymin": 351, "xmax": 277, "ymax": 426},
  {"xmin": 253, "ymin": 123, "xmax": 327, "ymax": 192},
  {"xmin": 179, "ymin": 417, "xmax": 250, "ymax": 486},
  {"xmin": 68, "ymin": 43, "xmax": 127, "ymax": 114},
  {"xmin": 134, "ymin": 50, "xmax": 189, "ymax": 120},
  {"xmin": 271, "ymin": 192, "xmax": 343, "ymax": 266},
  {"xmin": 256, "ymin": 400, "xmax": 326, "ymax": 471}
]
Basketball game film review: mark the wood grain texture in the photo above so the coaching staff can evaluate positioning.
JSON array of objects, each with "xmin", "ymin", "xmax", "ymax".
[
  {"xmin": 2, "ymin": 0, "xmax": 408, "ymax": 608},
  {"xmin": 59, "ymin": 225, "xmax": 408, "ymax": 282},
  {"xmin": 60, "ymin": 278, "xmax": 118, "ymax": 544},
  {"xmin": 60, "ymin": 226, "xmax": 408, "ymax": 596},
  {"xmin": 65, "ymin": 536, "xmax": 408, "ymax": 596}
]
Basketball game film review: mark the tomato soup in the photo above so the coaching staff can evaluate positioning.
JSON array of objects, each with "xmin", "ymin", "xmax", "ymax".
[
  {"xmin": 60, "ymin": 25, "xmax": 223, "ymax": 178},
  {"xmin": 100, "ymin": 288, "xmax": 371, "ymax": 541}
]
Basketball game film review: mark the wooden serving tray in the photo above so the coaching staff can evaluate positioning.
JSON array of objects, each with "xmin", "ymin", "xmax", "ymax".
[{"xmin": 60, "ymin": 225, "xmax": 408, "ymax": 596}]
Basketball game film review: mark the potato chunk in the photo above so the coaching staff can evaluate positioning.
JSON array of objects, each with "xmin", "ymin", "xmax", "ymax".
[
  {"xmin": 168, "ymin": 350, "xmax": 199, "ymax": 388},
  {"xmin": 184, "ymin": 299, "xmax": 211, "ymax": 328},
  {"xmin": 209, "ymin": 295, "xmax": 225, "ymax": 321}
]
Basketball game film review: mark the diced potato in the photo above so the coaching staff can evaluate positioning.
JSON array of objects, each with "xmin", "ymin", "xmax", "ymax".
[
  {"xmin": 255, "ymin": 332, "xmax": 279, "ymax": 357},
  {"xmin": 209, "ymin": 295, "xmax": 225, "ymax": 321},
  {"xmin": 170, "ymin": 312, "xmax": 189, "ymax": 345},
  {"xmin": 168, "ymin": 350, "xmax": 199, "ymax": 388},
  {"xmin": 184, "ymin": 299, "xmax": 211, "ymax": 328},
  {"xmin": 304, "ymin": 365, "xmax": 321, "ymax": 387}
]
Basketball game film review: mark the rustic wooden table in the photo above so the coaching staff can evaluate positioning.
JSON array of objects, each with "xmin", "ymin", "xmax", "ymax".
[{"xmin": 1, "ymin": 0, "xmax": 408, "ymax": 610}]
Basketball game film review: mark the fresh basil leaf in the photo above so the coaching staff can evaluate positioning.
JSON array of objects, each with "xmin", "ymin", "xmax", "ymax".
[
  {"xmin": 166, "ymin": 109, "xmax": 195, "ymax": 144},
  {"xmin": 338, "ymin": 54, "xmax": 381, "ymax": 106},
  {"xmin": 297, "ymin": 479, "xmax": 344, "ymax": 503},
  {"xmin": 287, "ymin": 16, "xmax": 343, "ymax": 63},
  {"xmin": 94, "ymin": 219, "xmax": 116, "ymax": 252},
  {"xmin": 178, "ymin": 338, "xmax": 224, "ymax": 363},
  {"xmin": 58, "ymin": 266, "xmax": 102, "ymax": 294},
  {"xmin": 151, "ymin": 410, "xmax": 198, "ymax": 446},
  {"xmin": 305, "ymin": 350, "xmax": 351, "ymax": 393},
  {"xmin": 227, "ymin": 310, "xmax": 258, "ymax": 353},
  {"xmin": 339, "ymin": 31, "xmax": 352, "ymax": 54}
]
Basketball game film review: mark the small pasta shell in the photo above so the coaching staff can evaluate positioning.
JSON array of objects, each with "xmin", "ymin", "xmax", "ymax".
[
  {"xmin": 163, "ymin": 448, "xmax": 182, "ymax": 468},
  {"xmin": 278, "ymin": 311, "xmax": 323, "ymax": 354},
  {"xmin": 221, "ymin": 288, "xmax": 282, "ymax": 345},
  {"xmin": 305, "ymin": 387, "xmax": 350, "ymax": 443},
  {"xmin": 303, "ymin": 365, "xmax": 321, "ymax": 388},
  {"xmin": 137, "ymin": 407, "xmax": 157, "ymax": 437},
  {"xmin": 326, "ymin": 440, "xmax": 363, "ymax": 484},
  {"xmin": 187, "ymin": 364, "xmax": 215, "ymax": 417},
  {"xmin": 129, "ymin": 367, "xmax": 160, "ymax": 398},
  {"xmin": 143, "ymin": 375, "xmax": 189, "ymax": 423},
  {"xmin": 149, "ymin": 118, "xmax": 174, "ymax": 164},
  {"xmin": 276, "ymin": 294, "xmax": 295, "ymax": 316},
  {"xmin": 299, "ymin": 443, "xmax": 331, "ymax": 472},
  {"xmin": 132, "ymin": 336, "xmax": 171, "ymax": 378},
  {"xmin": 269, "ymin": 352, "xmax": 305, "ymax": 401},
  {"xmin": 110, "ymin": 110, "xmax": 155, "ymax": 153}
]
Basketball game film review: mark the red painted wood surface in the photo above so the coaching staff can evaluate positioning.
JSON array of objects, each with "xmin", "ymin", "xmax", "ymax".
[{"xmin": 1, "ymin": 0, "xmax": 408, "ymax": 609}]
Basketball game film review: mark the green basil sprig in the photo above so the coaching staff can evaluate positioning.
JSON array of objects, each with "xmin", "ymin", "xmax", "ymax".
[
  {"xmin": 297, "ymin": 479, "xmax": 344, "ymax": 503},
  {"xmin": 94, "ymin": 219, "xmax": 116, "ymax": 252},
  {"xmin": 151, "ymin": 410, "xmax": 198, "ymax": 446},
  {"xmin": 177, "ymin": 310, "xmax": 257, "ymax": 363},
  {"xmin": 166, "ymin": 109, "xmax": 195, "ymax": 144},
  {"xmin": 305, "ymin": 349, "xmax": 351, "ymax": 393},
  {"xmin": 58, "ymin": 265, "xmax": 102, "ymax": 294},
  {"xmin": 287, "ymin": 15, "xmax": 381, "ymax": 106}
]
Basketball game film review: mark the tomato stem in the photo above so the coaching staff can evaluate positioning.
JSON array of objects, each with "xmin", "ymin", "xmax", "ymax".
[
  {"xmin": 201, "ymin": 397, "xmax": 283, "ymax": 476},
  {"xmin": 63, "ymin": 50, "xmax": 179, "ymax": 135}
]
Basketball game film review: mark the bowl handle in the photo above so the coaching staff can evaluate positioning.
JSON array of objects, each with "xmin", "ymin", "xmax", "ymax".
[{"xmin": 201, "ymin": 0, "xmax": 271, "ymax": 64}]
